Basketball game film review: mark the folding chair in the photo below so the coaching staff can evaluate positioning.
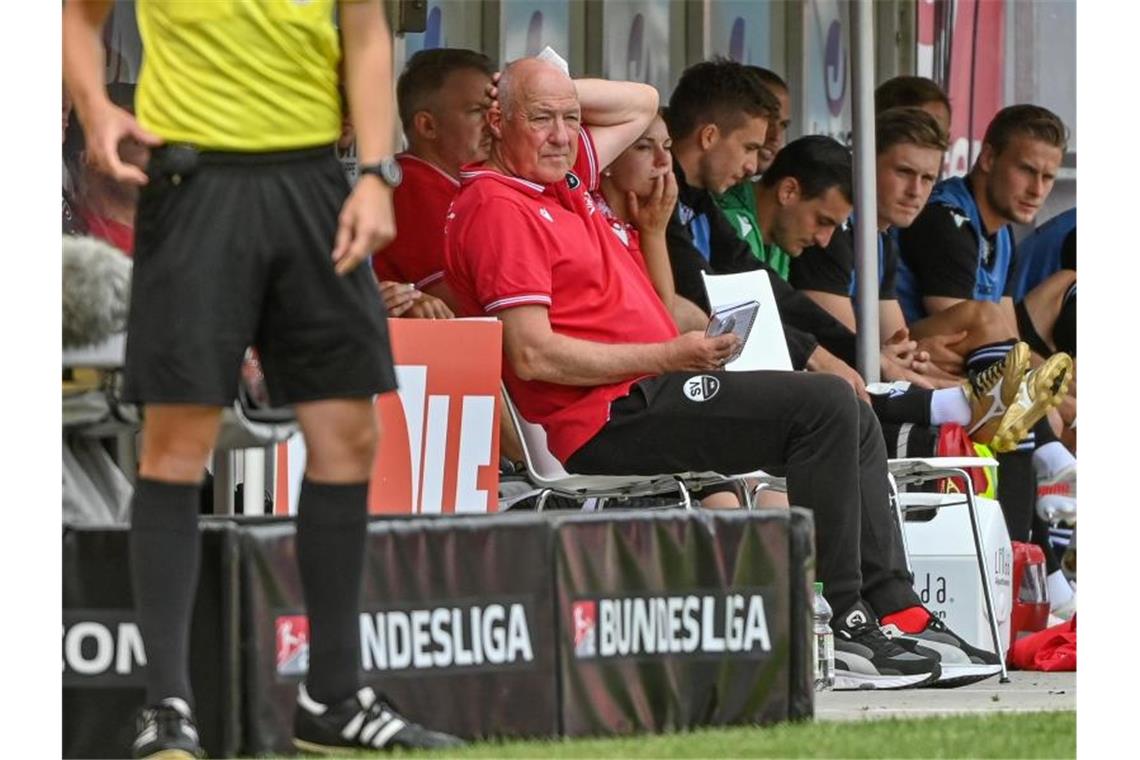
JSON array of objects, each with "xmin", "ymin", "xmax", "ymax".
[
  {"xmin": 703, "ymin": 270, "xmax": 1009, "ymax": 680},
  {"xmin": 501, "ymin": 388, "xmax": 782, "ymax": 511}
]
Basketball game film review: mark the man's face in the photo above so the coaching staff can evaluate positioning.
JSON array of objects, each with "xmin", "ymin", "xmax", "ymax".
[
  {"xmin": 697, "ymin": 115, "xmax": 768, "ymax": 194},
  {"xmin": 757, "ymin": 86, "xmax": 792, "ymax": 173},
  {"xmin": 605, "ymin": 115, "xmax": 672, "ymax": 199},
  {"xmin": 980, "ymin": 134, "xmax": 1063, "ymax": 225},
  {"xmin": 876, "ymin": 142, "xmax": 942, "ymax": 229},
  {"xmin": 431, "ymin": 68, "xmax": 494, "ymax": 166},
  {"xmin": 492, "ymin": 69, "xmax": 580, "ymax": 184},
  {"xmin": 770, "ymin": 184, "xmax": 852, "ymax": 255}
]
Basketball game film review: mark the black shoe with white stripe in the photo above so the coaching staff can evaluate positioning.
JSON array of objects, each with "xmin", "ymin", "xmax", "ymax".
[
  {"xmin": 832, "ymin": 601, "xmax": 941, "ymax": 690},
  {"xmin": 293, "ymin": 684, "xmax": 464, "ymax": 754},
  {"xmin": 131, "ymin": 697, "xmax": 205, "ymax": 759}
]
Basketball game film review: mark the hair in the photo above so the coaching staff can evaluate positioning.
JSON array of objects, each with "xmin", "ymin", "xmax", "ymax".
[
  {"xmin": 876, "ymin": 106, "xmax": 949, "ymax": 155},
  {"xmin": 982, "ymin": 104, "xmax": 1069, "ymax": 155},
  {"xmin": 874, "ymin": 75, "xmax": 950, "ymax": 116},
  {"xmin": 665, "ymin": 57, "xmax": 781, "ymax": 141},
  {"xmin": 758, "ymin": 135, "xmax": 853, "ymax": 203},
  {"xmin": 746, "ymin": 66, "xmax": 789, "ymax": 95},
  {"xmin": 396, "ymin": 48, "xmax": 496, "ymax": 133}
]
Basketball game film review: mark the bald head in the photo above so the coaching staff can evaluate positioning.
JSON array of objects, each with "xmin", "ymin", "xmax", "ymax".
[
  {"xmin": 498, "ymin": 58, "xmax": 577, "ymax": 120},
  {"xmin": 487, "ymin": 57, "xmax": 582, "ymax": 185}
]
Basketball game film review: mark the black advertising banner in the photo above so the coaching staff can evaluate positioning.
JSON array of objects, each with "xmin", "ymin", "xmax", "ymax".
[
  {"xmin": 786, "ymin": 507, "xmax": 816, "ymax": 721},
  {"xmin": 62, "ymin": 521, "xmax": 241, "ymax": 759},
  {"xmin": 554, "ymin": 509, "xmax": 807, "ymax": 737},
  {"xmin": 240, "ymin": 513, "xmax": 558, "ymax": 755}
]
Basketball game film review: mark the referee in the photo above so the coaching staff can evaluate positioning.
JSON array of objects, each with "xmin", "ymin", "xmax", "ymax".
[{"xmin": 63, "ymin": 1, "xmax": 459, "ymax": 756}]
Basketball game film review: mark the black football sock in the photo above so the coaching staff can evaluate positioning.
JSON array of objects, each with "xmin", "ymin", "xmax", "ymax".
[
  {"xmin": 130, "ymin": 477, "xmax": 202, "ymax": 707},
  {"xmin": 296, "ymin": 479, "xmax": 368, "ymax": 706},
  {"xmin": 965, "ymin": 339, "xmax": 1018, "ymax": 374}
]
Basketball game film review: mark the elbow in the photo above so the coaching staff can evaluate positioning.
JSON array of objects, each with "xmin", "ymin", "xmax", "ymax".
[
  {"xmin": 634, "ymin": 83, "xmax": 660, "ymax": 119},
  {"xmin": 508, "ymin": 344, "xmax": 546, "ymax": 382}
]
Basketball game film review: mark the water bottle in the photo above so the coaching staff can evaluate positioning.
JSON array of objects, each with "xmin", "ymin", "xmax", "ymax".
[{"xmin": 813, "ymin": 581, "xmax": 835, "ymax": 690}]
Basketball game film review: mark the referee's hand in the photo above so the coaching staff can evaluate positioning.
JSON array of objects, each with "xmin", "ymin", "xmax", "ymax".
[
  {"xmin": 83, "ymin": 103, "xmax": 162, "ymax": 186},
  {"xmin": 332, "ymin": 176, "xmax": 397, "ymax": 275}
]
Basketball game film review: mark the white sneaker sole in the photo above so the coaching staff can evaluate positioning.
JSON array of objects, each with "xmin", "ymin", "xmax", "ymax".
[
  {"xmin": 929, "ymin": 663, "xmax": 1003, "ymax": 688},
  {"xmin": 832, "ymin": 669, "xmax": 939, "ymax": 690}
]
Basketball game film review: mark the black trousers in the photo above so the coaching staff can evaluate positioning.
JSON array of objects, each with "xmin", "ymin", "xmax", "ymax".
[{"xmin": 566, "ymin": 371, "xmax": 920, "ymax": 617}]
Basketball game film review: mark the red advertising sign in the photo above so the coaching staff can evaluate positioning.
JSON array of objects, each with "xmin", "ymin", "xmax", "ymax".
[
  {"xmin": 274, "ymin": 318, "xmax": 503, "ymax": 515},
  {"xmin": 917, "ymin": 0, "xmax": 1006, "ymax": 177}
]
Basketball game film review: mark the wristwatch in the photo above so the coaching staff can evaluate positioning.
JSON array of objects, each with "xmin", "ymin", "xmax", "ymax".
[{"xmin": 359, "ymin": 157, "xmax": 403, "ymax": 188}]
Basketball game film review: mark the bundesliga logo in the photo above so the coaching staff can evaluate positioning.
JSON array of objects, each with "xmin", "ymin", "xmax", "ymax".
[
  {"xmin": 572, "ymin": 600, "xmax": 597, "ymax": 657},
  {"xmin": 571, "ymin": 593, "xmax": 772, "ymax": 659},
  {"xmin": 275, "ymin": 602, "xmax": 535, "ymax": 677},
  {"xmin": 276, "ymin": 615, "xmax": 310, "ymax": 677}
]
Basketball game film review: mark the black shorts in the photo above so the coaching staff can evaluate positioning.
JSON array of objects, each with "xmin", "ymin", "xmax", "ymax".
[{"xmin": 123, "ymin": 144, "xmax": 397, "ymax": 406}]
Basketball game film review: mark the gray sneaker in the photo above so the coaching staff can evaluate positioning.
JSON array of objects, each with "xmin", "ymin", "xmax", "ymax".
[
  {"xmin": 832, "ymin": 601, "xmax": 941, "ymax": 690},
  {"xmin": 881, "ymin": 614, "xmax": 1002, "ymax": 688}
]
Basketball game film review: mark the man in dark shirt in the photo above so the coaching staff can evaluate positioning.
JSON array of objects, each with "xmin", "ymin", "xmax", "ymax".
[
  {"xmin": 896, "ymin": 104, "xmax": 1068, "ymax": 360},
  {"xmin": 894, "ymin": 105, "xmax": 1077, "ymax": 612},
  {"xmin": 663, "ymin": 59, "xmax": 865, "ymax": 394},
  {"xmin": 790, "ymin": 107, "xmax": 1025, "ymax": 388}
]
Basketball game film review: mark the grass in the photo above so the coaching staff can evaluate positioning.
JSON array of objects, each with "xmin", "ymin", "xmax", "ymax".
[{"xmin": 380, "ymin": 711, "xmax": 1076, "ymax": 759}]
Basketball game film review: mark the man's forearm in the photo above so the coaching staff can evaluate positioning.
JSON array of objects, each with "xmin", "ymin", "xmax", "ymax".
[
  {"xmin": 339, "ymin": 2, "xmax": 394, "ymax": 164},
  {"xmin": 512, "ymin": 331, "xmax": 672, "ymax": 386},
  {"xmin": 62, "ymin": 1, "xmax": 114, "ymax": 123},
  {"xmin": 573, "ymin": 78, "xmax": 658, "ymax": 127},
  {"xmin": 672, "ymin": 297, "xmax": 710, "ymax": 333}
]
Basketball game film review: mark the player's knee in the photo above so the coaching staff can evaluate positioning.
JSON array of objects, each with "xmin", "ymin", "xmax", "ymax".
[
  {"xmin": 139, "ymin": 440, "xmax": 212, "ymax": 483},
  {"xmin": 803, "ymin": 373, "xmax": 858, "ymax": 421},
  {"xmin": 306, "ymin": 418, "xmax": 378, "ymax": 479},
  {"xmin": 970, "ymin": 301, "xmax": 1013, "ymax": 342}
]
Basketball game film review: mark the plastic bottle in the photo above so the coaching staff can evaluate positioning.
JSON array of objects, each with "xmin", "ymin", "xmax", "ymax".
[{"xmin": 813, "ymin": 581, "xmax": 835, "ymax": 690}]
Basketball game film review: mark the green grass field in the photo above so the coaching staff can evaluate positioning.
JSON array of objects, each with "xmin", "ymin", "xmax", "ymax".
[{"xmin": 383, "ymin": 711, "xmax": 1075, "ymax": 759}]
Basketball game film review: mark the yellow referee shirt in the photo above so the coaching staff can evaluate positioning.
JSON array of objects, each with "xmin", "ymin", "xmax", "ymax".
[{"xmin": 135, "ymin": 0, "xmax": 356, "ymax": 151}]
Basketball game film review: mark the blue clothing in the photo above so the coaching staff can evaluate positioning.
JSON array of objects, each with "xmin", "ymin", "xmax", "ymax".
[
  {"xmin": 895, "ymin": 176, "xmax": 1014, "ymax": 324},
  {"xmin": 1011, "ymin": 208, "xmax": 1076, "ymax": 300}
]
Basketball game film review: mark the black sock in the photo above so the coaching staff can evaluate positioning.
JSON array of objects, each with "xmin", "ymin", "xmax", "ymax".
[
  {"xmin": 965, "ymin": 339, "xmax": 1018, "ymax": 374},
  {"xmin": 130, "ymin": 478, "xmax": 202, "ymax": 707},
  {"xmin": 995, "ymin": 451, "xmax": 1035, "ymax": 542},
  {"xmin": 296, "ymin": 479, "xmax": 368, "ymax": 706},
  {"xmin": 869, "ymin": 387, "xmax": 933, "ymax": 426},
  {"xmin": 1053, "ymin": 283, "xmax": 1076, "ymax": 357}
]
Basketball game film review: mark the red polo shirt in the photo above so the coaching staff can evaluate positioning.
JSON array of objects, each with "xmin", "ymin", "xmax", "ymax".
[
  {"xmin": 372, "ymin": 153, "xmax": 458, "ymax": 290},
  {"xmin": 445, "ymin": 127, "xmax": 679, "ymax": 462}
]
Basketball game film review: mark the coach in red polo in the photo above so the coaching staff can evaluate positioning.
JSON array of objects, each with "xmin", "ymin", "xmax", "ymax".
[{"xmin": 443, "ymin": 57, "xmax": 1003, "ymax": 692}]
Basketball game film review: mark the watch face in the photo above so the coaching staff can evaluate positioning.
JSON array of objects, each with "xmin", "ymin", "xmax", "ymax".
[{"xmin": 381, "ymin": 158, "xmax": 403, "ymax": 187}]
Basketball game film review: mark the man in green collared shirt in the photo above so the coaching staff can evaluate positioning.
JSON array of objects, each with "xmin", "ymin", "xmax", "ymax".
[{"xmin": 715, "ymin": 66, "xmax": 793, "ymax": 279}]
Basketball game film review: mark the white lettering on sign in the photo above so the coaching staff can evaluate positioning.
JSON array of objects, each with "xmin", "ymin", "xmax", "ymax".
[
  {"xmin": 63, "ymin": 621, "xmax": 147, "ymax": 676},
  {"xmin": 394, "ymin": 365, "xmax": 496, "ymax": 514},
  {"xmin": 580, "ymin": 594, "xmax": 771, "ymax": 659},
  {"xmin": 359, "ymin": 604, "xmax": 533, "ymax": 672}
]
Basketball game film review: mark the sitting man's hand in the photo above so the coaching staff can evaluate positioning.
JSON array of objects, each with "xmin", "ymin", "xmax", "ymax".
[
  {"xmin": 805, "ymin": 345, "xmax": 869, "ymax": 402},
  {"xmin": 880, "ymin": 350, "xmax": 934, "ymax": 389},
  {"xmin": 379, "ymin": 281, "xmax": 422, "ymax": 317},
  {"xmin": 914, "ymin": 330, "xmax": 968, "ymax": 376},
  {"xmin": 405, "ymin": 292, "xmax": 455, "ymax": 320},
  {"xmin": 664, "ymin": 331, "xmax": 740, "ymax": 372}
]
